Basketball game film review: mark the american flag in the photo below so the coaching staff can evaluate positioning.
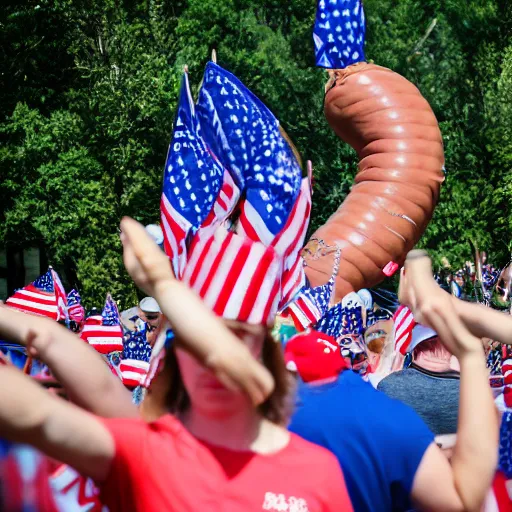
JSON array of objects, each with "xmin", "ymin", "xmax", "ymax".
[
  {"xmin": 5, "ymin": 269, "xmax": 60, "ymax": 320},
  {"xmin": 196, "ymin": 62, "xmax": 302, "ymax": 245},
  {"xmin": 274, "ymin": 177, "xmax": 312, "ymax": 308},
  {"xmin": 67, "ymin": 289, "xmax": 85, "ymax": 324},
  {"xmin": 314, "ymin": 0, "xmax": 366, "ymax": 69},
  {"xmin": 502, "ymin": 354, "xmax": 512, "ymax": 408},
  {"xmin": 181, "ymin": 224, "xmax": 282, "ymax": 324},
  {"xmin": 50, "ymin": 267, "xmax": 68, "ymax": 322},
  {"xmin": 120, "ymin": 331, "xmax": 152, "ymax": 388},
  {"xmin": 161, "ymin": 72, "xmax": 224, "ymax": 277},
  {"xmin": 393, "ymin": 305, "xmax": 416, "ymax": 355},
  {"xmin": 280, "ymin": 248, "xmax": 340, "ymax": 331},
  {"xmin": 314, "ymin": 301, "xmax": 344, "ymax": 339},
  {"xmin": 80, "ymin": 295, "xmax": 123, "ymax": 354},
  {"xmin": 200, "ymin": 168, "xmax": 240, "ymax": 229},
  {"xmin": 341, "ymin": 305, "xmax": 364, "ymax": 335}
]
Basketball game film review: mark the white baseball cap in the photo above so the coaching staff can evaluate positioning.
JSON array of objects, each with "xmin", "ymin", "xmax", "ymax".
[
  {"xmin": 408, "ymin": 324, "xmax": 438, "ymax": 352},
  {"xmin": 139, "ymin": 297, "xmax": 161, "ymax": 314}
]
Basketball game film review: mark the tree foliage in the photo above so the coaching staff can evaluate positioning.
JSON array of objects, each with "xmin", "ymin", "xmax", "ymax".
[{"xmin": 0, "ymin": 0, "xmax": 511, "ymax": 307}]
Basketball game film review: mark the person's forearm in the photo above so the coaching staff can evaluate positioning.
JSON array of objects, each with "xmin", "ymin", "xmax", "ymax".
[
  {"xmin": 0, "ymin": 308, "xmax": 137, "ymax": 418},
  {"xmin": 42, "ymin": 329, "xmax": 137, "ymax": 418},
  {"xmin": 454, "ymin": 299, "xmax": 512, "ymax": 345},
  {"xmin": 0, "ymin": 365, "xmax": 60, "ymax": 442},
  {"xmin": 153, "ymin": 279, "xmax": 255, "ymax": 363},
  {"xmin": 0, "ymin": 365, "xmax": 114, "ymax": 482},
  {"xmin": 451, "ymin": 351, "xmax": 499, "ymax": 511}
]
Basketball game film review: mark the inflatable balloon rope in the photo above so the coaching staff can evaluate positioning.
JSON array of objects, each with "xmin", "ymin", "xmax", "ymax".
[{"xmin": 303, "ymin": 0, "xmax": 445, "ymax": 301}]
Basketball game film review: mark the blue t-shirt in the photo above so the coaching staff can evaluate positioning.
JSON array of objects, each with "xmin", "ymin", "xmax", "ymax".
[{"xmin": 289, "ymin": 371, "xmax": 434, "ymax": 512}]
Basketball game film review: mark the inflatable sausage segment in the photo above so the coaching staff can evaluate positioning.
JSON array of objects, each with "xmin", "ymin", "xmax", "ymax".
[{"xmin": 304, "ymin": 0, "xmax": 445, "ymax": 301}]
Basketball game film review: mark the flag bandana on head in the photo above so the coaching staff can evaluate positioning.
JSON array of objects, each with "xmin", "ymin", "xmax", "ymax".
[
  {"xmin": 181, "ymin": 224, "xmax": 282, "ymax": 324},
  {"xmin": 197, "ymin": 62, "xmax": 302, "ymax": 245},
  {"xmin": 314, "ymin": 0, "xmax": 366, "ymax": 69},
  {"xmin": 80, "ymin": 294, "xmax": 123, "ymax": 354},
  {"xmin": 5, "ymin": 268, "xmax": 65, "ymax": 321}
]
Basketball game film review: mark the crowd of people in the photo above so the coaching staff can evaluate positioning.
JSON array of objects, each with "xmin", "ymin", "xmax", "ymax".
[{"xmin": 1, "ymin": 0, "xmax": 511, "ymax": 510}]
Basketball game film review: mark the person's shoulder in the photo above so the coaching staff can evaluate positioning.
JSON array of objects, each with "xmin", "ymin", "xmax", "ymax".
[
  {"xmin": 377, "ymin": 369, "xmax": 411, "ymax": 388},
  {"xmin": 103, "ymin": 413, "xmax": 183, "ymax": 439},
  {"xmin": 287, "ymin": 432, "xmax": 339, "ymax": 466}
]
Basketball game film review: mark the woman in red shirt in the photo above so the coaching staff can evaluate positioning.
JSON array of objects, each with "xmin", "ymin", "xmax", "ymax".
[{"xmin": 0, "ymin": 217, "xmax": 351, "ymax": 511}]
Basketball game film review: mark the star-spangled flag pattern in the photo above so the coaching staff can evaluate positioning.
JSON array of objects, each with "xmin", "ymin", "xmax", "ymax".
[
  {"xmin": 161, "ymin": 72, "xmax": 224, "ymax": 277},
  {"xmin": 314, "ymin": 301, "xmax": 344, "ymax": 339},
  {"xmin": 280, "ymin": 248, "xmax": 340, "ymax": 331},
  {"xmin": 5, "ymin": 269, "xmax": 60, "ymax": 320},
  {"xmin": 314, "ymin": 0, "xmax": 366, "ymax": 69},
  {"xmin": 366, "ymin": 308, "xmax": 392, "ymax": 328},
  {"xmin": 196, "ymin": 62, "xmax": 302, "ymax": 244},
  {"xmin": 393, "ymin": 305, "xmax": 416, "ymax": 355},
  {"xmin": 67, "ymin": 289, "xmax": 85, "ymax": 324},
  {"xmin": 120, "ymin": 330, "xmax": 152, "ymax": 388},
  {"xmin": 80, "ymin": 295, "xmax": 123, "ymax": 354},
  {"xmin": 341, "ymin": 305, "xmax": 364, "ymax": 335}
]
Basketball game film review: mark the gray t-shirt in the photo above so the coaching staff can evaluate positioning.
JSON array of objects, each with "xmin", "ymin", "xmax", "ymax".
[{"xmin": 377, "ymin": 364, "xmax": 460, "ymax": 435}]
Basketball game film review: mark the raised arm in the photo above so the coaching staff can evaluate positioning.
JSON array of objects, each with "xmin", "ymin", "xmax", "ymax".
[
  {"xmin": 120, "ymin": 217, "xmax": 274, "ymax": 405},
  {"xmin": 0, "ymin": 364, "xmax": 114, "ymax": 482},
  {"xmin": 402, "ymin": 251, "xmax": 499, "ymax": 512},
  {"xmin": 452, "ymin": 298, "xmax": 512, "ymax": 345},
  {"xmin": 0, "ymin": 306, "xmax": 137, "ymax": 418}
]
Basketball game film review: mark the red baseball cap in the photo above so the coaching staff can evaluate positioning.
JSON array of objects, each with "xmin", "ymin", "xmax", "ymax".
[{"xmin": 284, "ymin": 330, "xmax": 348, "ymax": 383}]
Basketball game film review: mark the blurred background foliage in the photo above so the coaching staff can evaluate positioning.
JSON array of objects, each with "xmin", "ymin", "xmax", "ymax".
[{"xmin": 0, "ymin": 0, "xmax": 511, "ymax": 307}]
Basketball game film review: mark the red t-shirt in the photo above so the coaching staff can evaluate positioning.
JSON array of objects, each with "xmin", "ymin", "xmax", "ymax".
[{"xmin": 99, "ymin": 414, "xmax": 352, "ymax": 512}]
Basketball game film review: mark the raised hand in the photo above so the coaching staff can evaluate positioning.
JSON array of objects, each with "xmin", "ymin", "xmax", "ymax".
[
  {"xmin": 120, "ymin": 217, "xmax": 175, "ymax": 297},
  {"xmin": 399, "ymin": 250, "xmax": 483, "ymax": 360}
]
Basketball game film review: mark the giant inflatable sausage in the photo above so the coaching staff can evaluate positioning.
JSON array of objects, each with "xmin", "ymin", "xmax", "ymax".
[{"xmin": 303, "ymin": 0, "xmax": 445, "ymax": 301}]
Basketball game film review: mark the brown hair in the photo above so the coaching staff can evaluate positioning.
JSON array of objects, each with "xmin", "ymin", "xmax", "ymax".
[{"xmin": 163, "ymin": 329, "xmax": 295, "ymax": 426}]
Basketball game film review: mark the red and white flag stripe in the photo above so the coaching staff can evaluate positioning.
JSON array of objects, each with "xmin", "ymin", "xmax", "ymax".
[
  {"xmin": 120, "ymin": 359, "xmax": 150, "ymax": 388},
  {"xmin": 272, "ymin": 177, "xmax": 312, "ymax": 258},
  {"xmin": 80, "ymin": 316, "xmax": 123, "ymax": 354},
  {"xmin": 393, "ymin": 305, "xmax": 416, "ymax": 355},
  {"xmin": 182, "ymin": 225, "xmax": 281, "ymax": 324},
  {"xmin": 6, "ymin": 288, "xmax": 59, "ymax": 320},
  {"xmin": 273, "ymin": 177, "xmax": 312, "ymax": 309},
  {"xmin": 285, "ymin": 296, "xmax": 321, "ymax": 331},
  {"xmin": 160, "ymin": 193, "xmax": 189, "ymax": 278},
  {"xmin": 51, "ymin": 269, "xmax": 68, "ymax": 322}
]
